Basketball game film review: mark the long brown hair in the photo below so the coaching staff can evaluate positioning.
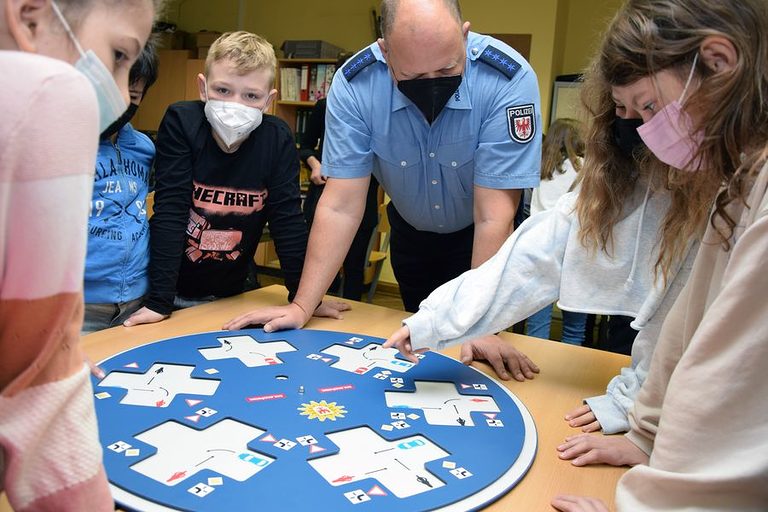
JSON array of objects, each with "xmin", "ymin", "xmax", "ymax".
[
  {"xmin": 541, "ymin": 118, "xmax": 583, "ymax": 181},
  {"xmin": 577, "ymin": 0, "xmax": 768, "ymax": 278}
]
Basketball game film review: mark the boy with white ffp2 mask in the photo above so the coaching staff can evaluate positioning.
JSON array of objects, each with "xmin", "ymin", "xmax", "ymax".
[{"xmin": 125, "ymin": 31, "xmax": 348, "ymax": 327}]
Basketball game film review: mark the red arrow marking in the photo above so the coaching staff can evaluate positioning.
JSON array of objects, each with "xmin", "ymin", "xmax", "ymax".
[
  {"xmin": 470, "ymin": 398, "xmax": 488, "ymax": 402},
  {"xmin": 167, "ymin": 471, "xmax": 187, "ymax": 483},
  {"xmin": 156, "ymin": 400, "xmax": 166, "ymax": 407},
  {"xmin": 333, "ymin": 475, "xmax": 354, "ymax": 483}
]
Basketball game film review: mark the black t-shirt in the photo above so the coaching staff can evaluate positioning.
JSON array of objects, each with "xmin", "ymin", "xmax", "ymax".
[{"xmin": 145, "ymin": 101, "xmax": 307, "ymax": 314}]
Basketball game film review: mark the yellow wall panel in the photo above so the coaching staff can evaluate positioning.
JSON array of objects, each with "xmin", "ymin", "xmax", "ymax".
[{"xmin": 560, "ymin": 0, "xmax": 624, "ymax": 75}]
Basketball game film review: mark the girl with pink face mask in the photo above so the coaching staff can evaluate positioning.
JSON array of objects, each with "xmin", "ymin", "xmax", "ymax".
[{"xmin": 553, "ymin": 0, "xmax": 768, "ymax": 511}]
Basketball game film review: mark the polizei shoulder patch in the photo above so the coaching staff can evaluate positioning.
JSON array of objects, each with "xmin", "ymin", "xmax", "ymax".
[{"xmin": 507, "ymin": 104, "xmax": 535, "ymax": 143}]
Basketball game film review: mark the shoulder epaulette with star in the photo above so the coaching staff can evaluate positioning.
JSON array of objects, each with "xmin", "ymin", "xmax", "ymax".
[
  {"xmin": 341, "ymin": 48, "xmax": 377, "ymax": 82},
  {"xmin": 478, "ymin": 45, "xmax": 522, "ymax": 80}
]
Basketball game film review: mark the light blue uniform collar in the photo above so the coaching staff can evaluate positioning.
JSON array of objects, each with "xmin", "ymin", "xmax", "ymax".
[{"xmin": 370, "ymin": 39, "xmax": 473, "ymax": 113}]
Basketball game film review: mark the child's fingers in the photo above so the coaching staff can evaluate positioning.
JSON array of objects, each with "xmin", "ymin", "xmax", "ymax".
[
  {"xmin": 565, "ymin": 404, "xmax": 591, "ymax": 421},
  {"xmin": 383, "ymin": 326, "xmax": 409, "ymax": 349},
  {"xmin": 581, "ymin": 421, "xmax": 601, "ymax": 433},
  {"xmin": 569, "ymin": 411, "xmax": 597, "ymax": 427}
]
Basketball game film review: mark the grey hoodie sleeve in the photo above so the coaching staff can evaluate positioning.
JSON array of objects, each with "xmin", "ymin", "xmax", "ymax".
[
  {"xmin": 585, "ymin": 242, "xmax": 698, "ymax": 434},
  {"xmin": 404, "ymin": 194, "xmax": 577, "ymax": 351},
  {"xmin": 585, "ymin": 338, "xmax": 651, "ymax": 434}
]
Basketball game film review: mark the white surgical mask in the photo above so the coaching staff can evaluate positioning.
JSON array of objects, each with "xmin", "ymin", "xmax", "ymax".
[
  {"xmin": 51, "ymin": 1, "xmax": 126, "ymax": 133},
  {"xmin": 204, "ymin": 93, "xmax": 264, "ymax": 149}
]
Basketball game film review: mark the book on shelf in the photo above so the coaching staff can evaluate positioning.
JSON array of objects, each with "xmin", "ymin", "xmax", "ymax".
[
  {"xmin": 279, "ymin": 67, "xmax": 301, "ymax": 101},
  {"xmin": 308, "ymin": 65, "xmax": 318, "ymax": 101},
  {"xmin": 280, "ymin": 63, "xmax": 337, "ymax": 102},
  {"xmin": 293, "ymin": 108, "xmax": 313, "ymax": 146},
  {"xmin": 313, "ymin": 64, "xmax": 325, "ymax": 101},
  {"xmin": 299, "ymin": 65, "xmax": 310, "ymax": 101},
  {"xmin": 324, "ymin": 65, "xmax": 336, "ymax": 97}
]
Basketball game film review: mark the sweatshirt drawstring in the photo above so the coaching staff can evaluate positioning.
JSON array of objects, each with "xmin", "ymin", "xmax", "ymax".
[{"xmin": 624, "ymin": 179, "xmax": 652, "ymax": 291}]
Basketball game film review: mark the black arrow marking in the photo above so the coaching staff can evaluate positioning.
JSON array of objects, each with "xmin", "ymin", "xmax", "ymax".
[
  {"xmin": 417, "ymin": 475, "xmax": 432, "ymax": 488},
  {"xmin": 195, "ymin": 455, "xmax": 214, "ymax": 467}
]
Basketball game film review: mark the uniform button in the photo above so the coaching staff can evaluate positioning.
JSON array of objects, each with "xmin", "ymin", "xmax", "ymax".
[
  {"xmin": 431, "ymin": 180, "xmax": 438, "ymax": 185},
  {"xmin": 429, "ymin": 152, "xmax": 435, "ymax": 158},
  {"xmin": 400, "ymin": 161, "xmax": 407, "ymax": 167},
  {"xmin": 471, "ymin": 47, "xmax": 479, "ymax": 56},
  {"xmin": 434, "ymin": 204, "xmax": 441, "ymax": 210},
  {"xmin": 451, "ymin": 161, "xmax": 458, "ymax": 167}
]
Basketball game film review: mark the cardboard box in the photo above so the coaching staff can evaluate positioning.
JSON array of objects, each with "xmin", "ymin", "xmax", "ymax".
[
  {"xmin": 188, "ymin": 31, "xmax": 222, "ymax": 49},
  {"xmin": 280, "ymin": 40, "xmax": 345, "ymax": 59},
  {"xmin": 154, "ymin": 30, "xmax": 186, "ymax": 50}
]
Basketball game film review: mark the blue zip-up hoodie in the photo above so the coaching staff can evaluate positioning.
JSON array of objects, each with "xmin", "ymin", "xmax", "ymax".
[{"xmin": 84, "ymin": 123, "xmax": 154, "ymax": 303}]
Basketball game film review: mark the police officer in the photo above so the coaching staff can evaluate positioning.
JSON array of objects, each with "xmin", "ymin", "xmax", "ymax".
[{"xmin": 226, "ymin": 0, "xmax": 542, "ymax": 380}]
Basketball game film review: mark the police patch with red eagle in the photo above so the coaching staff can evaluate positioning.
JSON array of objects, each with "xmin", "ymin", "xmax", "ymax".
[{"xmin": 507, "ymin": 104, "xmax": 536, "ymax": 144}]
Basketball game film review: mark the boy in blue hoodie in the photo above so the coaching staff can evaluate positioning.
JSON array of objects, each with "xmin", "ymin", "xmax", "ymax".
[{"xmin": 83, "ymin": 42, "xmax": 159, "ymax": 333}]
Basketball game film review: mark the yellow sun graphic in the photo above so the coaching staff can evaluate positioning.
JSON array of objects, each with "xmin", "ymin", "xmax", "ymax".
[{"xmin": 298, "ymin": 400, "xmax": 347, "ymax": 422}]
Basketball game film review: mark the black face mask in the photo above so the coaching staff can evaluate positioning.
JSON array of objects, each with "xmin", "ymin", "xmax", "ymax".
[
  {"xmin": 397, "ymin": 75, "xmax": 462, "ymax": 124},
  {"xmin": 612, "ymin": 117, "xmax": 645, "ymax": 158},
  {"xmin": 101, "ymin": 102, "xmax": 139, "ymax": 140}
]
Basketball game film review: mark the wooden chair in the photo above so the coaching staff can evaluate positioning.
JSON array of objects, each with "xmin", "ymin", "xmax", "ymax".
[
  {"xmin": 145, "ymin": 190, "xmax": 155, "ymax": 218},
  {"xmin": 362, "ymin": 202, "xmax": 391, "ymax": 303}
]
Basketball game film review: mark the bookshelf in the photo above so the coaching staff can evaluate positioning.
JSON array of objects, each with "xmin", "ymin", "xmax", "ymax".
[
  {"xmin": 272, "ymin": 57, "xmax": 338, "ymax": 195},
  {"xmin": 273, "ymin": 58, "xmax": 337, "ymax": 141}
]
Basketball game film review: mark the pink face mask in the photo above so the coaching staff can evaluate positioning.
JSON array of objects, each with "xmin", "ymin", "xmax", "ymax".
[{"xmin": 637, "ymin": 53, "xmax": 704, "ymax": 171}]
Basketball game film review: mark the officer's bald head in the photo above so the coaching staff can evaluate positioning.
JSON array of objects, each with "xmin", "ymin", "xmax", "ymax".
[
  {"xmin": 380, "ymin": 0, "xmax": 463, "ymax": 38},
  {"xmin": 378, "ymin": 0, "xmax": 469, "ymax": 83}
]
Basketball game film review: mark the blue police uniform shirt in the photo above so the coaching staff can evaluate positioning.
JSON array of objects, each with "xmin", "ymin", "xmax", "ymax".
[{"xmin": 323, "ymin": 32, "xmax": 542, "ymax": 233}]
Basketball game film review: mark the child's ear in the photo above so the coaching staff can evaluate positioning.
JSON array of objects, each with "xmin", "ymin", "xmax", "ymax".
[
  {"xmin": 699, "ymin": 35, "xmax": 737, "ymax": 74},
  {"xmin": 6, "ymin": 0, "xmax": 49, "ymax": 52},
  {"xmin": 263, "ymin": 88, "xmax": 277, "ymax": 111},
  {"xmin": 197, "ymin": 73, "xmax": 207, "ymax": 102}
]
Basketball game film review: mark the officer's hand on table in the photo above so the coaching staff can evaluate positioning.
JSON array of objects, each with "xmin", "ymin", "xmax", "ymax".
[
  {"xmin": 565, "ymin": 404, "xmax": 602, "ymax": 433},
  {"xmin": 460, "ymin": 334, "xmax": 539, "ymax": 382},
  {"xmin": 551, "ymin": 495, "xmax": 610, "ymax": 512},
  {"xmin": 123, "ymin": 306, "xmax": 169, "ymax": 327},
  {"xmin": 383, "ymin": 325, "xmax": 429, "ymax": 364},
  {"xmin": 313, "ymin": 300, "xmax": 350, "ymax": 319},
  {"xmin": 223, "ymin": 300, "xmax": 351, "ymax": 332}
]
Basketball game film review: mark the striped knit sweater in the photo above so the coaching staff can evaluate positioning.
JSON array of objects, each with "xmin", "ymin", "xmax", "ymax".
[{"xmin": 0, "ymin": 51, "xmax": 112, "ymax": 512}]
